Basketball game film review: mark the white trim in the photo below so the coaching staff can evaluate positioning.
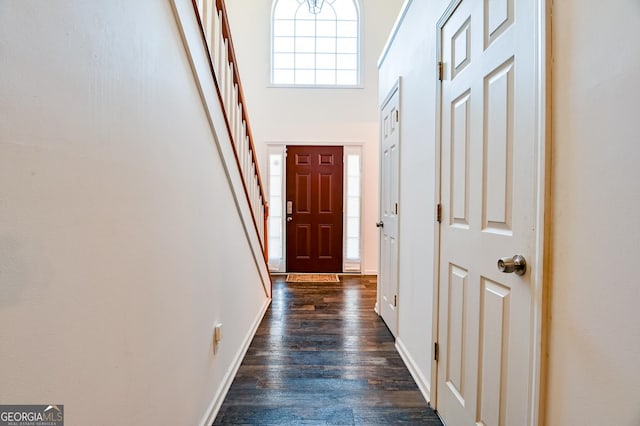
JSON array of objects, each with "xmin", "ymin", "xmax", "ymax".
[
  {"xmin": 377, "ymin": 0, "xmax": 413, "ymax": 68},
  {"xmin": 396, "ymin": 338, "xmax": 431, "ymax": 404},
  {"xmin": 266, "ymin": 139, "xmax": 366, "ymax": 146},
  {"xmin": 267, "ymin": 84, "xmax": 364, "ymax": 90},
  {"xmin": 170, "ymin": 0, "xmax": 271, "ymax": 297},
  {"xmin": 199, "ymin": 298, "xmax": 271, "ymax": 426},
  {"xmin": 529, "ymin": 0, "xmax": 549, "ymax": 424}
]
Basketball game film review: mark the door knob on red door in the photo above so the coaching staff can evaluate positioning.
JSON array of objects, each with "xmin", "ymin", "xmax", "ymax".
[{"xmin": 287, "ymin": 217, "xmax": 293, "ymax": 222}]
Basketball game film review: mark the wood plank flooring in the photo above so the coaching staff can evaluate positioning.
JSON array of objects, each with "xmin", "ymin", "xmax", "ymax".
[{"xmin": 214, "ymin": 275, "xmax": 443, "ymax": 425}]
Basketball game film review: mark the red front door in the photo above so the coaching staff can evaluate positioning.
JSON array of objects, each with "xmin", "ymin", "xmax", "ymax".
[{"xmin": 286, "ymin": 146, "xmax": 343, "ymax": 272}]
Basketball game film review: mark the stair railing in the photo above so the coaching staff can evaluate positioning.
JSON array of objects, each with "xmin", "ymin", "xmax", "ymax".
[{"xmin": 191, "ymin": 0, "xmax": 268, "ymax": 260}]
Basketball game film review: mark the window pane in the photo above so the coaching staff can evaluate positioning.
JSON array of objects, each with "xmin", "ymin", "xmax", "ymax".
[
  {"xmin": 270, "ymin": 200, "xmax": 282, "ymax": 217},
  {"xmin": 348, "ymin": 176, "xmax": 360, "ymax": 196},
  {"xmin": 336, "ymin": 38, "xmax": 357, "ymax": 54},
  {"xmin": 337, "ymin": 69, "xmax": 357, "ymax": 84},
  {"xmin": 273, "ymin": 53, "xmax": 294, "ymax": 69},
  {"xmin": 270, "ymin": 154, "xmax": 282, "ymax": 175},
  {"xmin": 316, "ymin": 53, "xmax": 336, "ymax": 69},
  {"xmin": 295, "ymin": 37, "xmax": 315, "ymax": 53},
  {"xmin": 273, "ymin": 37, "xmax": 295, "ymax": 52},
  {"xmin": 347, "ymin": 155, "xmax": 360, "ymax": 176},
  {"xmin": 273, "ymin": 20, "xmax": 294, "ymax": 36},
  {"xmin": 346, "ymin": 237, "xmax": 359, "ymax": 259},
  {"xmin": 316, "ymin": 70, "xmax": 336, "ymax": 85},
  {"xmin": 316, "ymin": 37, "xmax": 336, "ymax": 53},
  {"xmin": 347, "ymin": 196, "xmax": 360, "ymax": 218},
  {"xmin": 337, "ymin": 20, "xmax": 357, "ymax": 37},
  {"xmin": 336, "ymin": 53, "xmax": 357, "ymax": 70},
  {"xmin": 269, "ymin": 236, "xmax": 282, "ymax": 259},
  {"xmin": 295, "ymin": 19, "xmax": 315, "ymax": 37},
  {"xmin": 316, "ymin": 4, "xmax": 337, "ymax": 20},
  {"xmin": 295, "ymin": 69, "xmax": 315, "ymax": 84},
  {"xmin": 295, "ymin": 53, "xmax": 315, "ymax": 69},
  {"xmin": 316, "ymin": 20, "xmax": 336, "ymax": 36},
  {"xmin": 270, "ymin": 175, "xmax": 282, "ymax": 196},
  {"xmin": 347, "ymin": 217, "xmax": 360, "ymax": 238},
  {"xmin": 269, "ymin": 220, "xmax": 282, "ymax": 239},
  {"xmin": 273, "ymin": 69, "xmax": 294, "ymax": 84}
]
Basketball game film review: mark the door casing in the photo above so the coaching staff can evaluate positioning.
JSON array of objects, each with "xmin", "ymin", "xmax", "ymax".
[{"xmin": 266, "ymin": 142, "xmax": 366, "ymax": 274}]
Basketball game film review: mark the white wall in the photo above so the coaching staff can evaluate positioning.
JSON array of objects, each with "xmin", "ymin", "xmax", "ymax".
[
  {"xmin": 377, "ymin": 0, "xmax": 449, "ymax": 400},
  {"xmin": 0, "ymin": 1, "xmax": 269, "ymax": 424},
  {"xmin": 379, "ymin": 0, "xmax": 640, "ymax": 422},
  {"xmin": 224, "ymin": 0, "xmax": 404, "ymax": 274},
  {"xmin": 547, "ymin": 1, "xmax": 640, "ymax": 424}
]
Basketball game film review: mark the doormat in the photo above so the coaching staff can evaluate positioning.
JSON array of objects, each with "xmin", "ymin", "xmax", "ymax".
[{"xmin": 285, "ymin": 274, "xmax": 340, "ymax": 283}]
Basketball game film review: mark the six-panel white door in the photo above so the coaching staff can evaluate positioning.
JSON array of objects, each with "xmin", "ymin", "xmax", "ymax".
[
  {"xmin": 379, "ymin": 84, "xmax": 400, "ymax": 336},
  {"xmin": 436, "ymin": 0, "xmax": 538, "ymax": 424}
]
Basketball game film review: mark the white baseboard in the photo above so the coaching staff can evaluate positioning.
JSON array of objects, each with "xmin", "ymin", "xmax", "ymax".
[
  {"xmin": 396, "ymin": 337, "xmax": 431, "ymax": 404},
  {"xmin": 200, "ymin": 297, "xmax": 271, "ymax": 426}
]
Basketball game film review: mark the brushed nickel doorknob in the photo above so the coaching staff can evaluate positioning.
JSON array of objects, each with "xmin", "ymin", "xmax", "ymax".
[
  {"xmin": 497, "ymin": 255, "xmax": 527, "ymax": 276},
  {"xmin": 287, "ymin": 217, "xmax": 293, "ymax": 222}
]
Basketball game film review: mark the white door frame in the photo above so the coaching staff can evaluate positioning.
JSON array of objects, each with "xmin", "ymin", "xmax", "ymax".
[{"xmin": 430, "ymin": 0, "xmax": 549, "ymax": 424}]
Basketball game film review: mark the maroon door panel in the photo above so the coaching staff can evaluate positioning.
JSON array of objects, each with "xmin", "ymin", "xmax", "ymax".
[{"xmin": 286, "ymin": 146, "xmax": 343, "ymax": 272}]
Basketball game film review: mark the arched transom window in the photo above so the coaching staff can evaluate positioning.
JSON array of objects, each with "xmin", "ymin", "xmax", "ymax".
[{"xmin": 272, "ymin": 0, "xmax": 360, "ymax": 86}]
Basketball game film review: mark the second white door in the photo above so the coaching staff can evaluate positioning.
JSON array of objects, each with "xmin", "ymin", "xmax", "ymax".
[{"xmin": 379, "ymin": 83, "xmax": 400, "ymax": 336}]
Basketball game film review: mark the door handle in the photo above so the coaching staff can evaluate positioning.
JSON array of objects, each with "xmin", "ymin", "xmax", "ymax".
[
  {"xmin": 287, "ymin": 217, "xmax": 293, "ymax": 222},
  {"xmin": 376, "ymin": 221, "xmax": 384, "ymax": 228},
  {"xmin": 497, "ymin": 255, "xmax": 527, "ymax": 276}
]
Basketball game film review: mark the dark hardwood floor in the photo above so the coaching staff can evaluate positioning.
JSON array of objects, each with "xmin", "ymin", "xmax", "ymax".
[{"xmin": 214, "ymin": 275, "xmax": 443, "ymax": 425}]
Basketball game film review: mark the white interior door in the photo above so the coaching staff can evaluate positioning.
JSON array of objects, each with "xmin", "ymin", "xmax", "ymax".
[
  {"xmin": 436, "ymin": 0, "xmax": 539, "ymax": 424},
  {"xmin": 379, "ymin": 84, "xmax": 400, "ymax": 336}
]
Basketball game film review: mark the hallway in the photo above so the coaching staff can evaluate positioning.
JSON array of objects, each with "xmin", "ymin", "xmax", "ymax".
[{"xmin": 214, "ymin": 276, "xmax": 442, "ymax": 425}]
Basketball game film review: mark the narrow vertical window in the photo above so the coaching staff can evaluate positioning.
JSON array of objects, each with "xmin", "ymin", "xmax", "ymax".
[
  {"xmin": 272, "ymin": 0, "xmax": 360, "ymax": 86},
  {"xmin": 268, "ymin": 150, "xmax": 285, "ymax": 271},
  {"xmin": 344, "ymin": 147, "xmax": 362, "ymax": 272}
]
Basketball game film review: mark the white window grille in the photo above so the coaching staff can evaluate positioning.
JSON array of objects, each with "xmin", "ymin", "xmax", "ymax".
[{"xmin": 272, "ymin": 0, "xmax": 360, "ymax": 86}]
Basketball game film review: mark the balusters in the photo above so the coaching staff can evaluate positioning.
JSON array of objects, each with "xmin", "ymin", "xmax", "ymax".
[{"xmin": 194, "ymin": 0, "xmax": 268, "ymax": 256}]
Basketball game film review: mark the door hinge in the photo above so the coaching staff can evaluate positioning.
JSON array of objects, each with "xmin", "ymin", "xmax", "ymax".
[
  {"xmin": 393, "ymin": 295, "xmax": 397, "ymax": 307},
  {"xmin": 395, "ymin": 109, "xmax": 399, "ymax": 122},
  {"xmin": 436, "ymin": 203, "xmax": 442, "ymax": 223},
  {"xmin": 438, "ymin": 61, "xmax": 444, "ymax": 81},
  {"xmin": 434, "ymin": 342, "xmax": 439, "ymax": 362},
  {"xmin": 394, "ymin": 202, "xmax": 398, "ymax": 215}
]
